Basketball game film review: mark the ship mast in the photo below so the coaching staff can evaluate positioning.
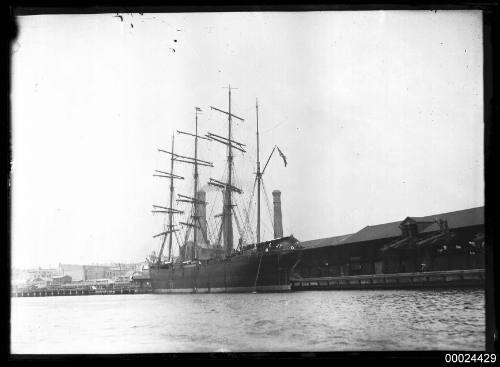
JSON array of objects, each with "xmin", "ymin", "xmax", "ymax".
[
  {"xmin": 177, "ymin": 107, "xmax": 213, "ymax": 261},
  {"xmin": 225, "ymin": 87, "xmax": 234, "ymax": 255},
  {"xmin": 208, "ymin": 85, "xmax": 245, "ymax": 256},
  {"xmin": 152, "ymin": 134, "xmax": 184, "ymax": 264},
  {"xmin": 168, "ymin": 134, "xmax": 175, "ymax": 260},
  {"xmin": 193, "ymin": 109, "xmax": 199, "ymax": 260},
  {"xmin": 256, "ymin": 99, "xmax": 261, "ymax": 244},
  {"xmin": 254, "ymin": 99, "xmax": 289, "ymax": 244}
]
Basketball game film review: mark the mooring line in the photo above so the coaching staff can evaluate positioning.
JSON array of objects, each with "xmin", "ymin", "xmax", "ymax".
[{"xmin": 253, "ymin": 251, "xmax": 264, "ymax": 293}]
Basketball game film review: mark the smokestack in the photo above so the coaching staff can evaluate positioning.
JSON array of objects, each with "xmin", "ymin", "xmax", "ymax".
[
  {"xmin": 195, "ymin": 190, "xmax": 208, "ymax": 245},
  {"xmin": 272, "ymin": 190, "xmax": 283, "ymax": 239}
]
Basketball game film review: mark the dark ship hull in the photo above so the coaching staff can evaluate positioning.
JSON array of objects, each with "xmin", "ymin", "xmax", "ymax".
[{"xmin": 149, "ymin": 249, "xmax": 300, "ymax": 293}]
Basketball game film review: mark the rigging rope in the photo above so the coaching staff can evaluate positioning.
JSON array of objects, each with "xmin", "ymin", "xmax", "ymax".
[
  {"xmin": 262, "ymin": 221, "xmax": 274, "ymax": 239},
  {"xmin": 174, "ymin": 227, "xmax": 183, "ymax": 259},
  {"xmin": 216, "ymin": 217, "xmax": 223, "ymax": 247},
  {"xmin": 242, "ymin": 177, "xmax": 258, "ymax": 243},
  {"xmin": 206, "ymin": 216, "xmax": 217, "ymax": 245},
  {"xmin": 234, "ymin": 200, "xmax": 252, "ymax": 243},
  {"xmin": 207, "ymin": 188, "xmax": 221, "ymax": 244},
  {"xmin": 196, "ymin": 216, "xmax": 210, "ymax": 245},
  {"xmin": 231, "ymin": 207, "xmax": 245, "ymax": 245},
  {"xmin": 261, "ymin": 178, "xmax": 274, "ymax": 229},
  {"xmin": 261, "ymin": 119, "xmax": 288, "ymax": 134},
  {"xmin": 260, "ymin": 178, "xmax": 276, "ymax": 240},
  {"xmin": 231, "ymin": 156, "xmax": 258, "ymax": 243},
  {"xmin": 206, "ymin": 163, "xmax": 227, "ymax": 246},
  {"xmin": 184, "ymin": 223, "xmax": 192, "ymax": 245}
]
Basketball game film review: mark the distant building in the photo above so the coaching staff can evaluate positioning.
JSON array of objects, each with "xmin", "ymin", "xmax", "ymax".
[
  {"xmin": 59, "ymin": 264, "xmax": 111, "ymax": 281},
  {"xmin": 59, "ymin": 263, "xmax": 145, "ymax": 281},
  {"xmin": 28, "ymin": 267, "xmax": 58, "ymax": 279},
  {"xmin": 59, "ymin": 264, "xmax": 85, "ymax": 281},
  {"xmin": 28, "ymin": 277, "xmax": 50, "ymax": 288},
  {"xmin": 131, "ymin": 271, "xmax": 151, "ymax": 289},
  {"xmin": 51, "ymin": 275, "xmax": 72, "ymax": 285},
  {"xmin": 109, "ymin": 263, "xmax": 140, "ymax": 278},
  {"xmin": 83, "ymin": 265, "xmax": 113, "ymax": 280},
  {"xmin": 114, "ymin": 272, "xmax": 133, "ymax": 283}
]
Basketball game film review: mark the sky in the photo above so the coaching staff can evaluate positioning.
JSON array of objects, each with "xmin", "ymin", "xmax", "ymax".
[{"xmin": 11, "ymin": 10, "xmax": 484, "ymax": 269}]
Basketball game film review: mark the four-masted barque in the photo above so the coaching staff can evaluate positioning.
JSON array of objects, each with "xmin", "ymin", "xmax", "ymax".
[{"xmin": 148, "ymin": 86, "xmax": 302, "ymax": 293}]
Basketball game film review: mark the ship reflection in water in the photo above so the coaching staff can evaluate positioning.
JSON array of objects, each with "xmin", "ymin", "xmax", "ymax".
[{"xmin": 11, "ymin": 289, "xmax": 484, "ymax": 353}]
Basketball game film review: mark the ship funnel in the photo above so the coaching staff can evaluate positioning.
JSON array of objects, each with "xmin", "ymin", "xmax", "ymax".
[
  {"xmin": 272, "ymin": 190, "xmax": 284, "ymax": 239},
  {"xmin": 195, "ymin": 190, "xmax": 208, "ymax": 245}
]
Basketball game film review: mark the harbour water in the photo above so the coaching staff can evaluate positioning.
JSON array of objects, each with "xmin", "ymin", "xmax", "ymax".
[{"xmin": 10, "ymin": 288, "xmax": 485, "ymax": 353}]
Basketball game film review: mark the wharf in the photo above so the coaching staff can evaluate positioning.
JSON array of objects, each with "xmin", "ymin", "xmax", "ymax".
[
  {"xmin": 290, "ymin": 269, "xmax": 484, "ymax": 291},
  {"xmin": 11, "ymin": 285, "xmax": 152, "ymax": 298}
]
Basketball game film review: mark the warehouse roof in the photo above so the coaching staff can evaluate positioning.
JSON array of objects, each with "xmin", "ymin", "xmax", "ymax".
[
  {"xmin": 343, "ymin": 206, "xmax": 484, "ymax": 244},
  {"xmin": 299, "ymin": 233, "xmax": 354, "ymax": 249},
  {"xmin": 418, "ymin": 206, "xmax": 484, "ymax": 233},
  {"xmin": 301, "ymin": 206, "xmax": 484, "ymax": 250},
  {"xmin": 342, "ymin": 221, "xmax": 402, "ymax": 244}
]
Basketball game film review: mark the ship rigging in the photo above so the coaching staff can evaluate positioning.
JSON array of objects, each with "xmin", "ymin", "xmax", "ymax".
[
  {"xmin": 152, "ymin": 86, "xmax": 290, "ymax": 265},
  {"xmin": 148, "ymin": 85, "xmax": 300, "ymax": 293}
]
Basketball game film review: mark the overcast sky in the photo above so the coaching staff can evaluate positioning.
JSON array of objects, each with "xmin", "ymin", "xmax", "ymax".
[{"xmin": 11, "ymin": 10, "xmax": 484, "ymax": 269}]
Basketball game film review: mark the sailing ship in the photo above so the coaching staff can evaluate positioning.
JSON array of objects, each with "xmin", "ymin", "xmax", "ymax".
[{"xmin": 148, "ymin": 86, "xmax": 302, "ymax": 293}]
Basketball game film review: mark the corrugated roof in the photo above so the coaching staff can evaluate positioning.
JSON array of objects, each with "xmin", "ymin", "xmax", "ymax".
[
  {"xmin": 405, "ymin": 216, "xmax": 434, "ymax": 222},
  {"xmin": 419, "ymin": 206, "xmax": 484, "ymax": 232},
  {"xmin": 343, "ymin": 206, "xmax": 484, "ymax": 244},
  {"xmin": 300, "ymin": 233, "xmax": 354, "ymax": 250},
  {"xmin": 400, "ymin": 217, "xmax": 436, "ymax": 232},
  {"xmin": 342, "ymin": 221, "xmax": 402, "ymax": 244},
  {"xmin": 418, "ymin": 222, "xmax": 441, "ymax": 233},
  {"xmin": 301, "ymin": 206, "xmax": 484, "ymax": 249}
]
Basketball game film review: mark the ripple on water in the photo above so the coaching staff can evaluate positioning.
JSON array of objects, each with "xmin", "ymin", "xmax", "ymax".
[
  {"xmin": 254, "ymin": 319, "xmax": 275, "ymax": 327},
  {"xmin": 10, "ymin": 289, "xmax": 485, "ymax": 353}
]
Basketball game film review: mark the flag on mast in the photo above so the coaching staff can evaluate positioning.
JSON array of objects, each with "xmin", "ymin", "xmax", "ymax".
[
  {"xmin": 276, "ymin": 146, "xmax": 287, "ymax": 167},
  {"xmin": 195, "ymin": 107, "xmax": 202, "ymax": 112}
]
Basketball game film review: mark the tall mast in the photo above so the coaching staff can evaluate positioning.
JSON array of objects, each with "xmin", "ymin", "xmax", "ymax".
[
  {"xmin": 224, "ymin": 86, "xmax": 234, "ymax": 255},
  {"xmin": 153, "ymin": 134, "xmax": 184, "ymax": 264},
  {"xmin": 168, "ymin": 134, "xmax": 175, "ymax": 261},
  {"xmin": 256, "ymin": 99, "xmax": 261, "ymax": 244},
  {"xmin": 177, "ymin": 107, "xmax": 213, "ymax": 261},
  {"xmin": 193, "ymin": 109, "xmax": 199, "ymax": 261},
  {"xmin": 208, "ymin": 85, "xmax": 245, "ymax": 257},
  {"xmin": 257, "ymin": 101, "xmax": 289, "ymax": 243}
]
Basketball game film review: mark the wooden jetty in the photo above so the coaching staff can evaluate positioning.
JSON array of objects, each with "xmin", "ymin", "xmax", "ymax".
[
  {"xmin": 11, "ymin": 284, "xmax": 152, "ymax": 298},
  {"xmin": 290, "ymin": 268, "xmax": 484, "ymax": 291}
]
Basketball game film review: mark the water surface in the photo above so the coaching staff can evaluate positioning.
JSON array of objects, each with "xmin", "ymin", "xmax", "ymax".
[{"xmin": 11, "ymin": 288, "xmax": 485, "ymax": 353}]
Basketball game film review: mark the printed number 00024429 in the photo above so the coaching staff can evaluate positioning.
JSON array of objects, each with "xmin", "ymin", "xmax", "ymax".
[{"xmin": 444, "ymin": 354, "xmax": 496, "ymax": 363}]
